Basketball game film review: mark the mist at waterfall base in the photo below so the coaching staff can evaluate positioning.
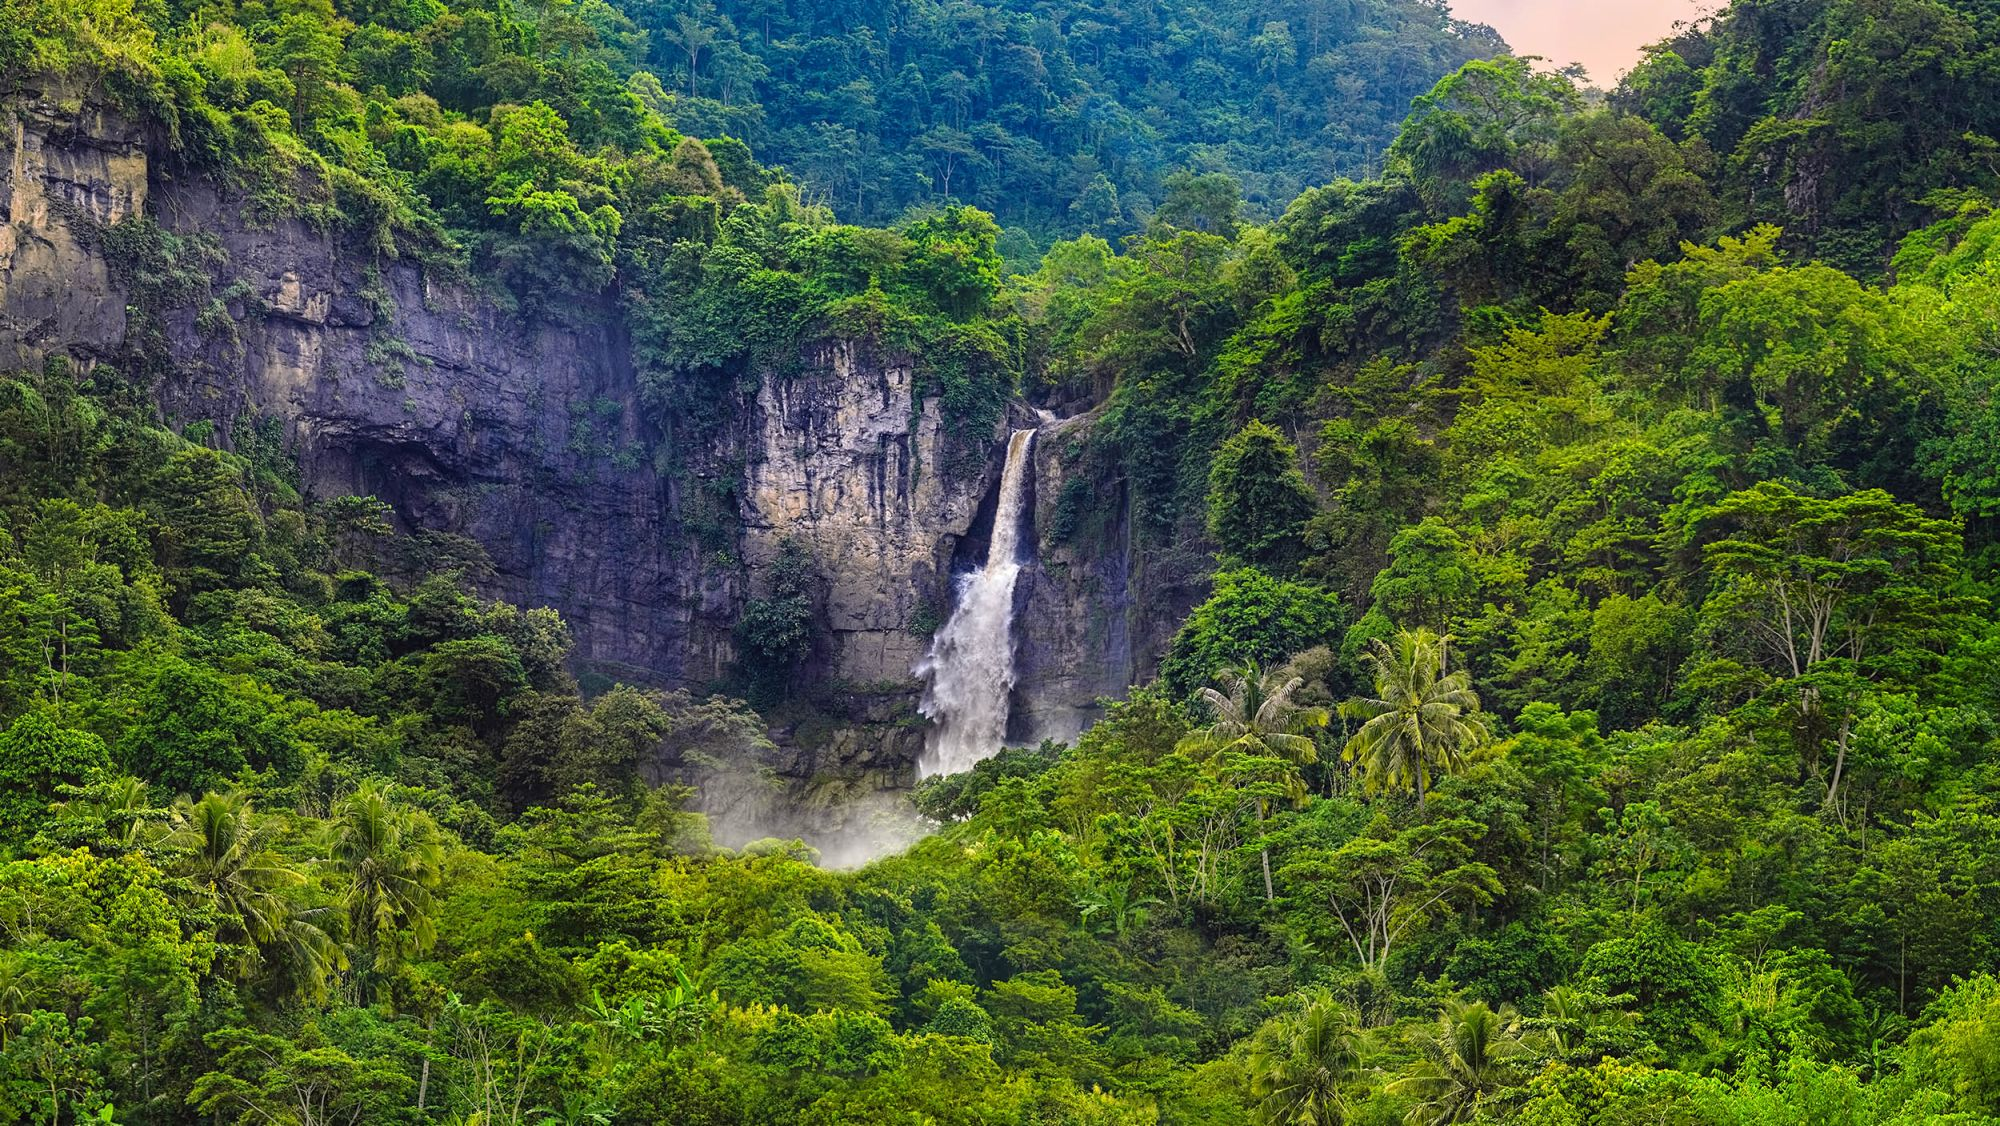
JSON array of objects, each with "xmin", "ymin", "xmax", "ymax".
[
  {"xmin": 692, "ymin": 762, "xmax": 931, "ymax": 870},
  {"xmin": 916, "ymin": 427, "xmax": 1039, "ymax": 779},
  {"xmin": 691, "ymin": 427, "xmax": 1042, "ymax": 869}
]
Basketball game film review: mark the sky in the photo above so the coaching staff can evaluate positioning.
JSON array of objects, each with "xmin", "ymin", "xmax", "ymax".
[{"xmin": 1450, "ymin": 0, "xmax": 1715, "ymax": 85}]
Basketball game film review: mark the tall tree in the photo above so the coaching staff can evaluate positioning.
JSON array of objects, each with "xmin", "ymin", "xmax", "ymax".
[
  {"xmin": 1340, "ymin": 630, "xmax": 1487, "ymax": 798},
  {"xmin": 0, "ymin": 707, "xmax": 107, "ymax": 847},
  {"xmin": 1245, "ymin": 989, "xmax": 1364, "ymax": 1125},
  {"xmin": 1284, "ymin": 814, "xmax": 1501, "ymax": 979},
  {"xmin": 1694, "ymin": 483, "xmax": 1966, "ymax": 810},
  {"xmin": 172, "ymin": 792, "xmax": 343, "ymax": 997},
  {"xmin": 1388, "ymin": 999, "xmax": 1539, "ymax": 1124},
  {"xmin": 665, "ymin": 8, "xmax": 717, "ymax": 96},
  {"xmin": 1179, "ymin": 660, "xmax": 1328, "ymax": 900},
  {"xmin": 328, "ymin": 781, "xmax": 445, "ymax": 983},
  {"xmin": 1207, "ymin": 420, "xmax": 1318, "ymax": 571}
]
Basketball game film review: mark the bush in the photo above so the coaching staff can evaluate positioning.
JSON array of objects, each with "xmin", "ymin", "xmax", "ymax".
[{"xmin": 1159, "ymin": 568, "xmax": 1346, "ymax": 697}]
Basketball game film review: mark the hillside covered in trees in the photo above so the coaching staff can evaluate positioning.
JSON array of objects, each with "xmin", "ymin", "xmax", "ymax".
[
  {"xmin": 649, "ymin": 0, "xmax": 1505, "ymax": 235},
  {"xmin": 18, "ymin": 0, "xmax": 2000, "ymax": 1121}
]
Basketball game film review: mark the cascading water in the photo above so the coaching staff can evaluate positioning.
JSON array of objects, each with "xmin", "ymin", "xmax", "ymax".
[{"xmin": 915, "ymin": 426, "xmax": 1039, "ymax": 777}]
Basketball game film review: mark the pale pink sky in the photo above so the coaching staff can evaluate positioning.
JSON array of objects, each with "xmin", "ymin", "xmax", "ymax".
[{"xmin": 1451, "ymin": 0, "xmax": 1716, "ymax": 84}]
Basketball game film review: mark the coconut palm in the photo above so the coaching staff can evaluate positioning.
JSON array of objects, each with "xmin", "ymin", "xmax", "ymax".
[
  {"xmin": 328, "ymin": 780, "xmax": 445, "ymax": 980},
  {"xmin": 1388, "ymin": 999, "xmax": 1537, "ymax": 1125},
  {"xmin": 173, "ymin": 792, "xmax": 297, "ymax": 949},
  {"xmin": 1246, "ymin": 989, "xmax": 1365, "ymax": 1126},
  {"xmin": 1533, "ymin": 983, "xmax": 1640, "ymax": 1063},
  {"xmin": 48, "ymin": 775, "xmax": 171, "ymax": 855},
  {"xmin": 1340, "ymin": 630, "xmax": 1486, "ymax": 799},
  {"xmin": 1181, "ymin": 661, "xmax": 1330, "ymax": 764},
  {"xmin": 171, "ymin": 791, "xmax": 343, "ymax": 997},
  {"xmin": 1179, "ymin": 660, "xmax": 1330, "ymax": 900}
]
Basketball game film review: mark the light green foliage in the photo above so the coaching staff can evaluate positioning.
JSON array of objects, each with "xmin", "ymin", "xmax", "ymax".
[
  {"xmin": 1388, "ymin": 998, "xmax": 1539, "ymax": 1124},
  {"xmin": 1244, "ymin": 989, "xmax": 1363, "ymax": 1125},
  {"xmin": 1281, "ymin": 812, "xmax": 1501, "ymax": 976},
  {"xmin": 330, "ymin": 780, "xmax": 445, "ymax": 977},
  {"xmin": 193, "ymin": 1022, "xmax": 414, "ymax": 1125},
  {"xmin": 0, "ymin": 708, "xmax": 108, "ymax": 846},
  {"xmin": 1340, "ymin": 629, "xmax": 1486, "ymax": 798},
  {"xmin": 1578, "ymin": 921, "xmax": 1722, "ymax": 1056},
  {"xmin": 1390, "ymin": 56, "xmax": 1580, "ymax": 212}
]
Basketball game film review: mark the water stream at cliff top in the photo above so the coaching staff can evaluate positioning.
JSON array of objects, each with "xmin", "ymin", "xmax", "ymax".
[{"xmin": 915, "ymin": 425, "xmax": 1040, "ymax": 777}]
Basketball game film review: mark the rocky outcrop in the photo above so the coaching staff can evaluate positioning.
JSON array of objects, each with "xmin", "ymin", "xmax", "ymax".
[
  {"xmin": 0, "ymin": 83, "xmax": 144, "ymax": 364},
  {"xmin": 1012, "ymin": 410, "xmax": 1206, "ymax": 743},
  {"xmin": 158, "ymin": 184, "xmax": 729, "ymax": 683},
  {"xmin": 5, "ymin": 82, "xmax": 713, "ymax": 680},
  {"xmin": 739, "ymin": 344, "xmax": 1003, "ymax": 685},
  {"xmin": 0, "ymin": 81, "xmax": 1167, "ymax": 777}
]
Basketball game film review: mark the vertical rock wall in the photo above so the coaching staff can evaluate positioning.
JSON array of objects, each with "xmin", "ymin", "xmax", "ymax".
[
  {"xmin": 0, "ymin": 83, "xmax": 144, "ymax": 363},
  {"xmin": 0, "ymin": 81, "xmax": 1173, "ymax": 777},
  {"xmin": 1013, "ymin": 410, "xmax": 1207, "ymax": 743}
]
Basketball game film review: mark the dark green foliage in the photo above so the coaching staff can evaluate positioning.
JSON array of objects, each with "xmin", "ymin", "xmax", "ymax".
[
  {"xmin": 737, "ymin": 538, "xmax": 820, "ymax": 691},
  {"xmin": 1616, "ymin": 0, "xmax": 2000, "ymax": 274},
  {"xmin": 1205, "ymin": 420, "xmax": 1317, "ymax": 571},
  {"xmin": 119, "ymin": 656, "xmax": 303, "ymax": 794},
  {"xmin": 1160, "ymin": 568, "xmax": 1346, "ymax": 698},
  {"xmin": 1578, "ymin": 921, "xmax": 1722, "ymax": 1055},
  {"xmin": 663, "ymin": 0, "xmax": 1503, "ymax": 233}
]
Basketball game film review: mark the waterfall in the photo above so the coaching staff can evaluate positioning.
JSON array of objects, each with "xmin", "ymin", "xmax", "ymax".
[{"xmin": 915, "ymin": 426, "xmax": 1039, "ymax": 778}]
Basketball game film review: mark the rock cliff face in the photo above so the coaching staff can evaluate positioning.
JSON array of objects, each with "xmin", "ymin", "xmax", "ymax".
[
  {"xmin": 1, "ymin": 82, "xmax": 1166, "ymax": 778},
  {"xmin": 739, "ymin": 345, "xmax": 1000, "ymax": 686},
  {"xmin": 5, "ymin": 80, "xmax": 720, "ymax": 681},
  {"xmin": 1012, "ymin": 411, "xmax": 1205, "ymax": 744},
  {"xmin": 0, "ymin": 85, "xmax": 145, "ymax": 361}
]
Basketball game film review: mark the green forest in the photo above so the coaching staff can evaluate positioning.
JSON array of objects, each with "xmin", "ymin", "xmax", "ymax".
[{"xmin": 17, "ymin": 0, "xmax": 2000, "ymax": 1120}]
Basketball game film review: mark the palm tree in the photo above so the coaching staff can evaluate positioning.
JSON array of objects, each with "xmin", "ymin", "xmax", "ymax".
[
  {"xmin": 1179, "ymin": 661, "xmax": 1329, "ymax": 900},
  {"xmin": 1387, "ymin": 999, "xmax": 1536, "ymax": 1125},
  {"xmin": 1076, "ymin": 878, "xmax": 1164, "ymax": 940},
  {"xmin": 171, "ymin": 792, "xmax": 343, "ymax": 997},
  {"xmin": 48, "ymin": 775, "xmax": 170, "ymax": 855},
  {"xmin": 1246, "ymin": 989, "xmax": 1365, "ymax": 1125},
  {"xmin": 328, "ymin": 780, "xmax": 445, "ymax": 982},
  {"xmin": 1340, "ymin": 630, "xmax": 1486, "ymax": 799},
  {"xmin": 1533, "ymin": 983, "xmax": 1639, "ymax": 1063}
]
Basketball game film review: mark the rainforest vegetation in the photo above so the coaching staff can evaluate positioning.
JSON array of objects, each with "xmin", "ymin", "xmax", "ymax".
[{"xmin": 17, "ymin": 0, "xmax": 2000, "ymax": 1121}]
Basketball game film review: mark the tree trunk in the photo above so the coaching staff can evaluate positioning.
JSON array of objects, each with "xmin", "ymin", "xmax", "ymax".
[
  {"xmin": 1258, "ymin": 799, "xmax": 1275, "ymax": 901},
  {"xmin": 1823, "ymin": 710, "xmax": 1853, "ymax": 819}
]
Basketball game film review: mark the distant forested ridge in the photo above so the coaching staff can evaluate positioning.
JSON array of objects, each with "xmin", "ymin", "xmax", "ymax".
[
  {"xmin": 1620, "ymin": 0, "xmax": 2000, "ymax": 274},
  {"xmin": 650, "ymin": 0, "xmax": 1505, "ymax": 236}
]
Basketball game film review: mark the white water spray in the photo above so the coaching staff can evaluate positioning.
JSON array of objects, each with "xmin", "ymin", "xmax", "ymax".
[{"xmin": 916, "ymin": 426, "xmax": 1039, "ymax": 777}]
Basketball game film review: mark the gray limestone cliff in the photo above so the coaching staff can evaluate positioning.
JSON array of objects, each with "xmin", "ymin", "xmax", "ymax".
[
  {"xmin": 738, "ymin": 348, "xmax": 995, "ymax": 687},
  {"xmin": 1012, "ymin": 410, "xmax": 1207, "ymax": 744},
  {"xmin": 2, "ymin": 81, "xmax": 1165, "ymax": 782}
]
